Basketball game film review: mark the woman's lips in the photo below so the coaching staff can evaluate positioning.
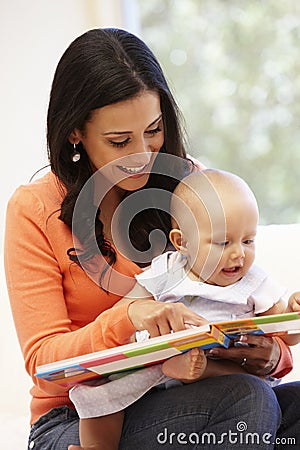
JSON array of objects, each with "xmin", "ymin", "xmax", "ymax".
[{"xmin": 117, "ymin": 164, "xmax": 149, "ymax": 178}]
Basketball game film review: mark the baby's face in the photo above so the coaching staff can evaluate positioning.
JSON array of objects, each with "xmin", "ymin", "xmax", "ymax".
[{"xmin": 185, "ymin": 193, "xmax": 258, "ymax": 287}]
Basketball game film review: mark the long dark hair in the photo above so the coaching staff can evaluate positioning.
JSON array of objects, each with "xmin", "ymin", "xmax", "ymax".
[{"xmin": 47, "ymin": 28, "xmax": 190, "ymax": 286}]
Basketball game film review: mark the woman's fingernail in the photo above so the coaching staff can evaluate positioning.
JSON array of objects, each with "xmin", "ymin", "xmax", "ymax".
[{"xmin": 208, "ymin": 349, "xmax": 218, "ymax": 356}]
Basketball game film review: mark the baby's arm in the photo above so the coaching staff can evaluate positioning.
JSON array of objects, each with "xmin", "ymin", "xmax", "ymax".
[
  {"xmin": 265, "ymin": 291, "xmax": 300, "ymax": 314},
  {"xmin": 258, "ymin": 298, "xmax": 286, "ymax": 316},
  {"xmin": 258, "ymin": 296, "xmax": 300, "ymax": 346},
  {"xmin": 282, "ymin": 292, "xmax": 300, "ymax": 345}
]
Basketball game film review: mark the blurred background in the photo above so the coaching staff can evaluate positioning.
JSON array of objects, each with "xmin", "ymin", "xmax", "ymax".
[
  {"xmin": 139, "ymin": 0, "xmax": 300, "ymax": 225},
  {"xmin": 1, "ymin": 1, "xmax": 300, "ymax": 448}
]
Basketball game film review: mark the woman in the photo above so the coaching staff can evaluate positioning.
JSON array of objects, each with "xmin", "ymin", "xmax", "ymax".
[{"xmin": 4, "ymin": 28, "xmax": 300, "ymax": 450}]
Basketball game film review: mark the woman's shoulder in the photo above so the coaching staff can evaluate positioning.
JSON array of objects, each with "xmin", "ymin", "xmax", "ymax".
[
  {"xmin": 8, "ymin": 171, "xmax": 63, "ymax": 210},
  {"xmin": 186, "ymin": 154, "xmax": 207, "ymax": 171},
  {"xmin": 6, "ymin": 171, "xmax": 64, "ymax": 227}
]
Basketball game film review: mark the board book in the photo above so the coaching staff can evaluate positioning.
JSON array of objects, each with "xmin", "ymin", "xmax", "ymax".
[{"xmin": 35, "ymin": 312, "xmax": 300, "ymax": 388}]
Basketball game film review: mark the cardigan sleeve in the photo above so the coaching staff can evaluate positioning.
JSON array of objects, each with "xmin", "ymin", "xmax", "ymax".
[
  {"xmin": 4, "ymin": 186, "xmax": 137, "ymax": 394},
  {"xmin": 268, "ymin": 337, "xmax": 293, "ymax": 378}
]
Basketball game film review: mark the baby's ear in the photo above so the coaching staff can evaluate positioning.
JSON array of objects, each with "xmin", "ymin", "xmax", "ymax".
[{"xmin": 169, "ymin": 229, "xmax": 188, "ymax": 255}]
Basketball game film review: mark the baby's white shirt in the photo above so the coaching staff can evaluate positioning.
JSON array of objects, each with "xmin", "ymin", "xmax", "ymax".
[{"xmin": 136, "ymin": 251, "xmax": 288, "ymax": 323}]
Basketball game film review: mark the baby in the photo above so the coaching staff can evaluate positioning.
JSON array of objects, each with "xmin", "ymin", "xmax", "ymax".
[{"xmin": 70, "ymin": 169, "xmax": 300, "ymax": 450}]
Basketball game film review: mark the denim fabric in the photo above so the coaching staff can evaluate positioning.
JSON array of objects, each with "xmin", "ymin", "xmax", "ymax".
[
  {"xmin": 273, "ymin": 381, "xmax": 300, "ymax": 449},
  {"xmin": 28, "ymin": 375, "xmax": 300, "ymax": 449},
  {"xmin": 121, "ymin": 374, "xmax": 280, "ymax": 449},
  {"xmin": 27, "ymin": 406, "xmax": 80, "ymax": 449}
]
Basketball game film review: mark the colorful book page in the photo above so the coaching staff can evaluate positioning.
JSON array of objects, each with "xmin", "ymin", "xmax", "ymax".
[
  {"xmin": 35, "ymin": 323, "xmax": 211, "ymax": 376},
  {"xmin": 37, "ymin": 364, "xmax": 101, "ymax": 388},
  {"xmin": 88, "ymin": 347, "xmax": 181, "ymax": 376}
]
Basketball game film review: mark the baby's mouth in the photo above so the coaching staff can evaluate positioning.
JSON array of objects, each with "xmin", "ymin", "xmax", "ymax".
[{"xmin": 222, "ymin": 266, "xmax": 242, "ymax": 274}]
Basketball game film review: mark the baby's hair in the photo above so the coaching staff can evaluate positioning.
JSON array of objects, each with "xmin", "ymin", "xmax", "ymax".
[{"xmin": 170, "ymin": 168, "xmax": 258, "ymax": 230}]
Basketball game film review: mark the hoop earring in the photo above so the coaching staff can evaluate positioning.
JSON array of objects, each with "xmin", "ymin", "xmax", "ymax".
[{"xmin": 72, "ymin": 144, "xmax": 81, "ymax": 162}]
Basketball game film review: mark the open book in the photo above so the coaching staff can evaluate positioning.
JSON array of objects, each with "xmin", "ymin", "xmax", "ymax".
[{"xmin": 35, "ymin": 312, "xmax": 300, "ymax": 388}]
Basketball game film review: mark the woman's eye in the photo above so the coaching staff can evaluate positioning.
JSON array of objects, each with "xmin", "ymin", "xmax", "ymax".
[
  {"xmin": 146, "ymin": 125, "xmax": 162, "ymax": 136},
  {"xmin": 109, "ymin": 138, "xmax": 130, "ymax": 148}
]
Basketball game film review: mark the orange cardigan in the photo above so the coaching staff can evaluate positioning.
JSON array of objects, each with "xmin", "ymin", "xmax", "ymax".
[{"xmin": 4, "ymin": 172, "xmax": 141, "ymax": 424}]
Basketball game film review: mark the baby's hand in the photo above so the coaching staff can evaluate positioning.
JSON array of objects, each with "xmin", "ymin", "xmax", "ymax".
[{"xmin": 287, "ymin": 292, "xmax": 300, "ymax": 312}]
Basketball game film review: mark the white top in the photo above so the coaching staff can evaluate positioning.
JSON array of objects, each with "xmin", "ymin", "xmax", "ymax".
[{"xmin": 136, "ymin": 251, "xmax": 287, "ymax": 323}]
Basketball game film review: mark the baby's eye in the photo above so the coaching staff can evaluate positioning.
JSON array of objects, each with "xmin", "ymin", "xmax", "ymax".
[
  {"xmin": 243, "ymin": 239, "xmax": 255, "ymax": 245},
  {"xmin": 214, "ymin": 241, "xmax": 229, "ymax": 247}
]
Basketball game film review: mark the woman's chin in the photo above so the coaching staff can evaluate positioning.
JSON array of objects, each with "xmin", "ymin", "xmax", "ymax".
[{"xmin": 118, "ymin": 173, "xmax": 151, "ymax": 191}]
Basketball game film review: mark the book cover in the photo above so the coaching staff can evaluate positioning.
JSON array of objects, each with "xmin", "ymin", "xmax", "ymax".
[
  {"xmin": 216, "ymin": 312, "xmax": 300, "ymax": 339},
  {"xmin": 35, "ymin": 312, "xmax": 300, "ymax": 388},
  {"xmin": 35, "ymin": 323, "xmax": 228, "ymax": 388}
]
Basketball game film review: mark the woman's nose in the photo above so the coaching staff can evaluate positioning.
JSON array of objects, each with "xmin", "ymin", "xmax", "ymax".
[{"xmin": 125, "ymin": 143, "xmax": 152, "ymax": 165}]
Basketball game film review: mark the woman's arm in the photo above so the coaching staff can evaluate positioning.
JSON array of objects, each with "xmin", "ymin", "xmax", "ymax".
[
  {"xmin": 4, "ymin": 186, "xmax": 137, "ymax": 394},
  {"xmin": 115, "ymin": 282, "xmax": 208, "ymax": 336}
]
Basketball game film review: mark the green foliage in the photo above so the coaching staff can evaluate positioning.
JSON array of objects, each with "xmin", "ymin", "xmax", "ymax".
[{"xmin": 137, "ymin": 0, "xmax": 300, "ymax": 224}]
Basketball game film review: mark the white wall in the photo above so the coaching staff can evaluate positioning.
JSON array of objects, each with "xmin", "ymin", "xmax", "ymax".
[{"xmin": 0, "ymin": 0, "xmax": 140, "ymax": 254}]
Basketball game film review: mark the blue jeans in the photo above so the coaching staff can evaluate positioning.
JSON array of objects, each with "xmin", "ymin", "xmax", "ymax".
[
  {"xmin": 28, "ymin": 405, "xmax": 80, "ymax": 449},
  {"xmin": 27, "ymin": 375, "xmax": 299, "ymax": 449}
]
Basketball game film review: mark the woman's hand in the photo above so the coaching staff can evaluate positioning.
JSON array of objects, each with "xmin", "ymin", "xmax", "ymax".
[
  {"xmin": 128, "ymin": 299, "xmax": 208, "ymax": 337},
  {"xmin": 208, "ymin": 334, "xmax": 281, "ymax": 376}
]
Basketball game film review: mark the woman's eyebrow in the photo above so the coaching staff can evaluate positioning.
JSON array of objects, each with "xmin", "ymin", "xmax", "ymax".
[
  {"xmin": 147, "ymin": 113, "xmax": 162, "ymax": 128},
  {"xmin": 103, "ymin": 114, "xmax": 162, "ymax": 136}
]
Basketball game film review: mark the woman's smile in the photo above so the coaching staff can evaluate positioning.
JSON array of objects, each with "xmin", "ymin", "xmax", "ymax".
[{"xmin": 117, "ymin": 163, "xmax": 148, "ymax": 175}]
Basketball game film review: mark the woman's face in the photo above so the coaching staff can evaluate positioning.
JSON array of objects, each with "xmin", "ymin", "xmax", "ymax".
[{"xmin": 72, "ymin": 91, "xmax": 164, "ymax": 191}]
